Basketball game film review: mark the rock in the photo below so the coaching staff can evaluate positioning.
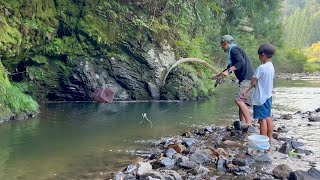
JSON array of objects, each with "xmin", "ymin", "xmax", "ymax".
[
  {"xmin": 247, "ymin": 125, "xmax": 258, "ymax": 133},
  {"xmin": 279, "ymin": 142, "xmax": 293, "ymax": 154},
  {"xmin": 288, "ymin": 139, "xmax": 304, "ymax": 149},
  {"xmin": 275, "ymin": 126, "xmax": 288, "ymax": 133},
  {"xmin": 125, "ymin": 164, "xmax": 137, "ymax": 173},
  {"xmin": 190, "ymin": 149, "xmax": 212, "ymax": 164},
  {"xmin": 160, "ymin": 158, "xmax": 175, "ymax": 169},
  {"xmin": 217, "ymin": 155, "xmax": 228, "ymax": 172},
  {"xmin": 273, "ymin": 164, "xmax": 292, "ymax": 179},
  {"xmin": 281, "ymin": 114, "xmax": 293, "ymax": 120},
  {"xmin": 140, "ymin": 171, "xmax": 165, "ymax": 179},
  {"xmin": 308, "ymin": 115, "xmax": 320, "ymax": 122},
  {"xmin": 315, "ymin": 107, "xmax": 320, "ymax": 112},
  {"xmin": 137, "ymin": 162, "xmax": 153, "ymax": 176},
  {"xmin": 182, "ymin": 132, "xmax": 192, "ymax": 137},
  {"xmin": 254, "ymin": 153, "xmax": 271, "ymax": 163},
  {"xmin": 289, "ymin": 170, "xmax": 318, "ymax": 180},
  {"xmin": 182, "ymin": 138, "xmax": 194, "ymax": 148},
  {"xmin": 294, "ymin": 148, "xmax": 313, "ymax": 155},
  {"xmin": 179, "ymin": 160, "xmax": 197, "ymax": 169},
  {"xmin": 222, "ymin": 140, "xmax": 242, "ymax": 147},
  {"xmin": 307, "ymin": 168, "xmax": 320, "ymax": 178},
  {"xmin": 197, "ymin": 165, "xmax": 210, "ymax": 175},
  {"xmin": 167, "ymin": 144, "xmax": 185, "ymax": 153},
  {"xmin": 160, "ymin": 170, "xmax": 183, "ymax": 180},
  {"xmin": 165, "ymin": 148, "xmax": 177, "ymax": 158},
  {"xmin": 115, "ymin": 173, "xmax": 136, "ymax": 180},
  {"xmin": 246, "ymin": 148, "xmax": 258, "ymax": 156},
  {"xmin": 232, "ymin": 158, "xmax": 246, "ymax": 166}
]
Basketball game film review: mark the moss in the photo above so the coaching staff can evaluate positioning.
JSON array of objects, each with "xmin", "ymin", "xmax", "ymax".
[{"xmin": 0, "ymin": 61, "xmax": 39, "ymax": 120}]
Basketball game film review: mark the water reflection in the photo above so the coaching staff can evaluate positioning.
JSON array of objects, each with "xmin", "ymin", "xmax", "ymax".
[{"xmin": 0, "ymin": 80, "xmax": 319, "ymax": 179}]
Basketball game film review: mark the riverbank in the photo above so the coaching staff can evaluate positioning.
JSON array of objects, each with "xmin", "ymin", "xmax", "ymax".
[{"xmin": 113, "ymin": 108, "xmax": 320, "ymax": 179}]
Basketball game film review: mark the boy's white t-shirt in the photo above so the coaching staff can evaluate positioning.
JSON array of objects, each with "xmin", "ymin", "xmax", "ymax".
[{"xmin": 251, "ymin": 62, "xmax": 275, "ymax": 106}]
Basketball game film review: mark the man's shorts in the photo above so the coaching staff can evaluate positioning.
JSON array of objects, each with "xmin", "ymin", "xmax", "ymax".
[
  {"xmin": 235, "ymin": 80, "xmax": 252, "ymax": 106},
  {"xmin": 253, "ymin": 97, "xmax": 272, "ymax": 120}
]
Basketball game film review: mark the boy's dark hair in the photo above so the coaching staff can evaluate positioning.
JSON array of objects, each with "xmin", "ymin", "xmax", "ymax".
[{"xmin": 257, "ymin": 44, "xmax": 275, "ymax": 58}]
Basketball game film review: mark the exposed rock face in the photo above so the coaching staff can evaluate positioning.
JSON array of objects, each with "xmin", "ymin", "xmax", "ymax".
[{"xmin": 47, "ymin": 40, "xmax": 177, "ymax": 101}]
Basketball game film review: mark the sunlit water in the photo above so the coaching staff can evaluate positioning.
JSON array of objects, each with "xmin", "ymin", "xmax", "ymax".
[{"xmin": 0, "ymin": 79, "xmax": 319, "ymax": 179}]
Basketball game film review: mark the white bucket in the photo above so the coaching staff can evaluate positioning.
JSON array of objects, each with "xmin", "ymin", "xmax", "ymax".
[{"xmin": 248, "ymin": 135, "xmax": 270, "ymax": 150}]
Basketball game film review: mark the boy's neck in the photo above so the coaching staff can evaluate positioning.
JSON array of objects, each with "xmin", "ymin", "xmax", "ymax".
[{"xmin": 262, "ymin": 58, "xmax": 272, "ymax": 64}]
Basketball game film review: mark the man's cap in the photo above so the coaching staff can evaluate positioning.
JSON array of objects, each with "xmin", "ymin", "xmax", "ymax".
[{"xmin": 221, "ymin": 35, "xmax": 234, "ymax": 43}]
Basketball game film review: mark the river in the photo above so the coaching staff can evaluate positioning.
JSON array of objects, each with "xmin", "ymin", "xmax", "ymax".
[{"xmin": 0, "ymin": 79, "xmax": 319, "ymax": 179}]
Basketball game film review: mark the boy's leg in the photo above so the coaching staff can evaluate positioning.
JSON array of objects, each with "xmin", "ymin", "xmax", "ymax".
[
  {"xmin": 258, "ymin": 119, "xmax": 267, "ymax": 136},
  {"xmin": 266, "ymin": 117, "xmax": 273, "ymax": 143}
]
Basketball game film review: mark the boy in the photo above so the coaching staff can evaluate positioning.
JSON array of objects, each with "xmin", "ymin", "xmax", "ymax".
[{"xmin": 242, "ymin": 44, "xmax": 275, "ymax": 144}]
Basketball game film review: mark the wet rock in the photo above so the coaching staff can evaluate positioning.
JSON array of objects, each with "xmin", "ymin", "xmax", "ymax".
[
  {"xmin": 307, "ymin": 168, "xmax": 320, "ymax": 178},
  {"xmin": 151, "ymin": 161, "xmax": 163, "ymax": 169},
  {"xmin": 294, "ymin": 148, "xmax": 313, "ymax": 155},
  {"xmin": 308, "ymin": 115, "xmax": 320, "ymax": 122},
  {"xmin": 273, "ymin": 164, "xmax": 292, "ymax": 179},
  {"xmin": 232, "ymin": 166, "xmax": 251, "ymax": 176},
  {"xmin": 289, "ymin": 170, "xmax": 317, "ymax": 180},
  {"xmin": 315, "ymin": 107, "xmax": 320, "ymax": 112},
  {"xmin": 205, "ymin": 126, "xmax": 215, "ymax": 133},
  {"xmin": 281, "ymin": 114, "xmax": 293, "ymax": 120},
  {"xmin": 137, "ymin": 162, "xmax": 153, "ymax": 176},
  {"xmin": 279, "ymin": 142, "xmax": 293, "ymax": 154},
  {"xmin": 182, "ymin": 132, "xmax": 192, "ymax": 137},
  {"xmin": 125, "ymin": 164, "xmax": 137, "ymax": 173},
  {"xmin": 275, "ymin": 126, "xmax": 288, "ymax": 133},
  {"xmin": 232, "ymin": 158, "xmax": 246, "ymax": 166},
  {"xmin": 230, "ymin": 130, "xmax": 242, "ymax": 136},
  {"xmin": 182, "ymin": 138, "xmax": 194, "ymax": 148}
]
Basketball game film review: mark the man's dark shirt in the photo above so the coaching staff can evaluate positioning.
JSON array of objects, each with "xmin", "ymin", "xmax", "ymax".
[{"xmin": 224, "ymin": 46, "xmax": 254, "ymax": 83}]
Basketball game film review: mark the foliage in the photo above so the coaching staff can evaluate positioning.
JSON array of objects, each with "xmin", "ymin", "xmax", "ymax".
[
  {"xmin": 303, "ymin": 41, "xmax": 320, "ymax": 72},
  {"xmin": 273, "ymin": 48, "xmax": 308, "ymax": 73},
  {"xmin": 283, "ymin": 0, "xmax": 320, "ymax": 48},
  {"xmin": 0, "ymin": 61, "xmax": 39, "ymax": 119},
  {"xmin": 0, "ymin": 0, "xmax": 289, "ymax": 102}
]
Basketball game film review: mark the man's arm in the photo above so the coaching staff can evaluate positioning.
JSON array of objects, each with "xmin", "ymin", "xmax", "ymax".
[{"xmin": 231, "ymin": 48, "xmax": 245, "ymax": 71}]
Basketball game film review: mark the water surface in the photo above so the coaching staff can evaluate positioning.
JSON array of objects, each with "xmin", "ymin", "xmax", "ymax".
[{"xmin": 0, "ymin": 79, "xmax": 319, "ymax": 179}]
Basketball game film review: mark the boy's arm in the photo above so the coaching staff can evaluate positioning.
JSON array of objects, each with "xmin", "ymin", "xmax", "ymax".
[{"xmin": 241, "ymin": 78, "xmax": 257, "ymax": 98}]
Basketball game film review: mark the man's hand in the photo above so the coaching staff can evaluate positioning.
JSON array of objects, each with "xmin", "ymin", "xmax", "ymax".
[{"xmin": 221, "ymin": 70, "xmax": 229, "ymax": 79}]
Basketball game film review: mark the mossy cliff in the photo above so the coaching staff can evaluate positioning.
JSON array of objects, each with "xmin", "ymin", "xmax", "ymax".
[{"xmin": 0, "ymin": 0, "xmax": 283, "ymax": 103}]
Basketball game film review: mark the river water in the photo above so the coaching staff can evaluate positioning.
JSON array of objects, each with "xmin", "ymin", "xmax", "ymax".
[{"xmin": 0, "ymin": 79, "xmax": 319, "ymax": 179}]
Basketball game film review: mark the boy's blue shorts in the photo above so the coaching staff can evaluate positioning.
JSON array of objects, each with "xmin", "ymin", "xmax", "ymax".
[{"xmin": 253, "ymin": 97, "xmax": 272, "ymax": 120}]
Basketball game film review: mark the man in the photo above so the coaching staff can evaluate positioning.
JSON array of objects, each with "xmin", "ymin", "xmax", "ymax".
[{"xmin": 212, "ymin": 35, "xmax": 254, "ymax": 124}]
